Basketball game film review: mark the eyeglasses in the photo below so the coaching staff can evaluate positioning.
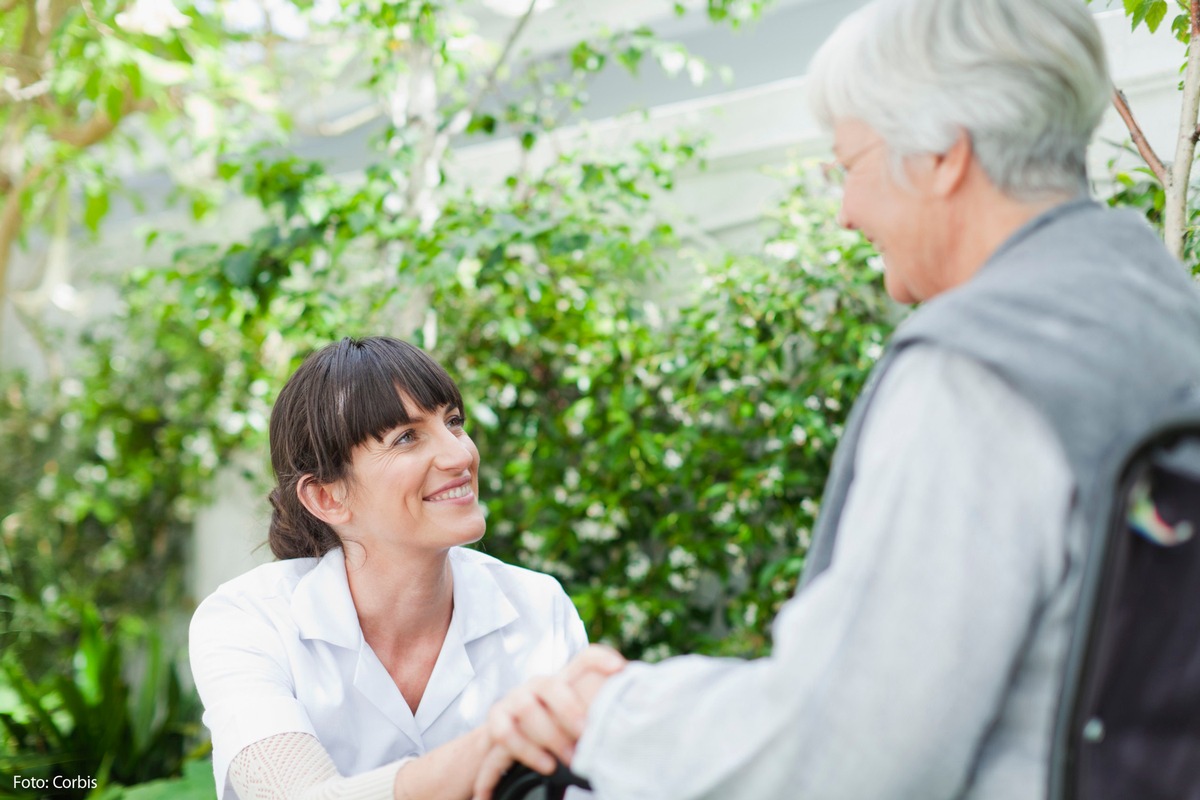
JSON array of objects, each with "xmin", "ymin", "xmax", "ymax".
[{"xmin": 822, "ymin": 139, "xmax": 886, "ymax": 183}]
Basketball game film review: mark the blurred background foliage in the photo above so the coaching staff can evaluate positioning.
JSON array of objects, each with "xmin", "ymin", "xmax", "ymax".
[
  {"xmin": 3, "ymin": 0, "xmax": 1194, "ymax": 796},
  {"xmin": 0, "ymin": 0, "xmax": 900, "ymax": 793}
]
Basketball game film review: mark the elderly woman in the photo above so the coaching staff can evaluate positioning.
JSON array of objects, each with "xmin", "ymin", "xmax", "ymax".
[
  {"xmin": 472, "ymin": 0, "xmax": 1200, "ymax": 798},
  {"xmin": 190, "ymin": 337, "xmax": 615, "ymax": 800}
]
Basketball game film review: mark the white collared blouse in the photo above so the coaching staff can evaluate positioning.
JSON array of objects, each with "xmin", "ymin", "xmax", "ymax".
[{"xmin": 189, "ymin": 546, "xmax": 587, "ymax": 800}]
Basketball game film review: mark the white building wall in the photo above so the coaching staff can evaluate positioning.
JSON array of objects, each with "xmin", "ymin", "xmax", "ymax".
[
  {"xmin": 194, "ymin": 4, "xmax": 1200, "ymax": 599},
  {"xmin": 0, "ymin": 1, "xmax": 1188, "ymax": 598}
]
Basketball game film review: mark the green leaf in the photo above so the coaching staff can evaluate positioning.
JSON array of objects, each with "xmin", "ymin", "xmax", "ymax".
[
  {"xmin": 1, "ymin": 662, "xmax": 63, "ymax": 747},
  {"xmin": 467, "ymin": 113, "xmax": 497, "ymax": 135},
  {"xmin": 103, "ymin": 85, "xmax": 126, "ymax": 123},
  {"xmin": 121, "ymin": 759, "xmax": 216, "ymax": 800},
  {"xmin": 1172, "ymin": 12, "xmax": 1190, "ymax": 42},
  {"xmin": 84, "ymin": 186, "xmax": 110, "ymax": 234},
  {"xmin": 570, "ymin": 41, "xmax": 605, "ymax": 73},
  {"xmin": 617, "ymin": 45, "xmax": 646, "ymax": 75},
  {"xmin": 128, "ymin": 49, "xmax": 193, "ymax": 86},
  {"xmin": 1146, "ymin": 0, "xmax": 1169, "ymax": 32},
  {"xmin": 1126, "ymin": 0, "xmax": 1148, "ymax": 28},
  {"xmin": 221, "ymin": 247, "xmax": 257, "ymax": 287}
]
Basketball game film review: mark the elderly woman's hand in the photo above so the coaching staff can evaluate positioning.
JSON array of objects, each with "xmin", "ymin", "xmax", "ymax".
[{"xmin": 473, "ymin": 645, "xmax": 626, "ymax": 800}]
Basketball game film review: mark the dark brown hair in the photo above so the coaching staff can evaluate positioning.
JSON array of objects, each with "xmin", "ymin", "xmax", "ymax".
[{"xmin": 267, "ymin": 336, "xmax": 464, "ymax": 560}]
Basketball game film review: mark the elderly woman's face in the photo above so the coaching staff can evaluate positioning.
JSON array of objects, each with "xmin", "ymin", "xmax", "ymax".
[
  {"xmin": 832, "ymin": 118, "xmax": 945, "ymax": 304},
  {"xmin": 341, "ymin": 396, "xmax": 485, "ymax": 553}
]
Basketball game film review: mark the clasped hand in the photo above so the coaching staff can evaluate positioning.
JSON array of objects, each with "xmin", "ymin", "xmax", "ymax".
[{"xmin": 473, "ymin": 645, "xmax": 627, "ymax": 800}]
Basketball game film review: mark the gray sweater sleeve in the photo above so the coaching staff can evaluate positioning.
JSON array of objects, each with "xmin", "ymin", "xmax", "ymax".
[{"xmin": 572, "ymin": 346, "xmax": 1074, "ymax": 800}]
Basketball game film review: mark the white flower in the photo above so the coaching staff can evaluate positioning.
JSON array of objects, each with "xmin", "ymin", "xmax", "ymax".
[
  {"xmin": 577, "ymin": 520, "xmax": 617, "ymax": 542},
  {"xmin": 619, "ymin": 603, "xmax": 649, "ymax": 640},
  {"xmin": 790, "ymin": 425, "xmax": 809, "ymax": 446},
  {"xmin": 764, "ymin": 240, "xmax": 799, "ymax": 261},
  {"xmin": 658, "ymin": 48, "xmax": 687, "ymax": 76},
  {"xmin": 667, "ymin": 546, "xmax": 697, "ymax": 570},
  {"xmin": 760, "ymin": 465, "xmax": 783, "ymax": 488},
  {"xmin": 497, "ymin": 384, "xmax": 517, "ymax": 408},
  {"xmin": 115, "ymin": 0, "xmax": 190, "ymax": 37},
  {"xmin": 626, "ymin": 552, "xmax": 651, "ymax": 581}
]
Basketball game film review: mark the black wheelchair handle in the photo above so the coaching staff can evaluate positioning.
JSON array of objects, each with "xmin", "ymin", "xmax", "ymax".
[{"xmin": 492, "ymin": 761, "xmax": 592, "ymax": 800}]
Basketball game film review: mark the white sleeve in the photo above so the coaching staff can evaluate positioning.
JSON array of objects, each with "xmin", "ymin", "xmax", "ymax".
[
  {"xmin": 572, "ymin": 346, "xmax": 1073, "ymax": 799},
  {"xmin": 190, "ymin": 593, "xmax": 319, "ymax": 799},
  {"xmin": 556, "ymin": 583, "xmax": 589, "ymax": 659},
  {"xmin": 228, "ymin": 732, "xmax": 409, "ymax": 800}
]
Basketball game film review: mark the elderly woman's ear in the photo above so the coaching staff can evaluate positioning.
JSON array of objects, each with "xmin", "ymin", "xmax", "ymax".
[
  {"xmin": 930, "ymin": 130, "xmax": 973, "ymax": 196},
  {"xmin": 296, "ymin": 474, "xmax": 351, "ymax": 527}
]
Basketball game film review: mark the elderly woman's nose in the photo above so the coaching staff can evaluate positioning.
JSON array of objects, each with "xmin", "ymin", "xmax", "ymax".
[{"xmin": 836, "ymin": 203, "xmax": 854, "ymax": 230}]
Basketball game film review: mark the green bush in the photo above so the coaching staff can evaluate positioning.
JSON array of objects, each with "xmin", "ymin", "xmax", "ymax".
[
  {"xmin": 430, "ymin": 165, "xmax": 895, "ymax": 657},
  {"xmin": 0, "ymin": 0, "xmax": 887, "ymax": 784},
  {"xmin": 0, "ymin": 603, "xmax": 202, "ymax": 798},
  {"xmin": 101, "ymin": 760, "xmax": 216, "ymax": 800},
  {"xmin": 2, "ymin": 152, "xmax": 893, "ymax": 666}
]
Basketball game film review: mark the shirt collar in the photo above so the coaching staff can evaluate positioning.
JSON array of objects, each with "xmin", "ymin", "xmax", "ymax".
[
  {"xmin": 290, "ymin": 546, "xmax": 520, "ymax": 649},
  {"xmin": 291, "ymin": 547, "xmax": 362, "ymax": 650},
  {"xmin": 449, "ymin": 548, "xmax": 520, "ymax": 643}
]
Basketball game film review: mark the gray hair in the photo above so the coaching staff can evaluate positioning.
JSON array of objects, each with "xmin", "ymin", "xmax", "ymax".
[{"xmin": 806, "ymin": 0, "xmax": 1111, "ymax": 200}]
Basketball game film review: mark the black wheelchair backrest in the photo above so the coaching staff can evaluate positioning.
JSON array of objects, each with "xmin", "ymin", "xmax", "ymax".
[{"xmin": 1052, "ymin": 393, "xmax": 1200, "ymax": 799}]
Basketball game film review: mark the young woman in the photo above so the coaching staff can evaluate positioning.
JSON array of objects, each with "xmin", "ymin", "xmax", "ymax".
[{"xmin": 190, "ymin": 336, "xmax": 590, "ymax": 799}]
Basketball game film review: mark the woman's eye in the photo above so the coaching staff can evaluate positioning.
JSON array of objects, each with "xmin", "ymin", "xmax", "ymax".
[
  {"xmin": 447, "ymin": 415, "xmax": 466, "ymax": 430},
  {"xmin": 393, "ymin": 430, "xmax": 416, "ymax": 446}
]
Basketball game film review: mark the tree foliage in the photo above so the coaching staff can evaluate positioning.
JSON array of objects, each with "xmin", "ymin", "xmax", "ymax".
[
  {"xmin": 1090, "ymin": 0, "xmax": 1200, "ymax": 266},
  {"xmin": 0, "ymin": 0, "xmax": 900, "ymax": 789},
  {"xmin": 0, "ymin": 0, "xmax": 286, "ymax": 363}
]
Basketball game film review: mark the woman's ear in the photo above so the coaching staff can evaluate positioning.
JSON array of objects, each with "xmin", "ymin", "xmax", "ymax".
[
  {"xmin": 930, "ymin": 129, "xmax": 972, "ymax": 197},
  {"xmin": 296, "ymin": 475, "xmax": 351, "ymax": 527}
]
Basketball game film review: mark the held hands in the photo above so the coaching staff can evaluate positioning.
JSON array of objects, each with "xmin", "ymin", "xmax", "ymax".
[{"xmin": 473, "ymin": 645, "xmax": 626, "ymax": 800}]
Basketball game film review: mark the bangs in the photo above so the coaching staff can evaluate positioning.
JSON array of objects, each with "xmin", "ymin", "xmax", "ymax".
[{"xmin": 300, "ymin": 338, "xmax": 464, "ymax": 474}]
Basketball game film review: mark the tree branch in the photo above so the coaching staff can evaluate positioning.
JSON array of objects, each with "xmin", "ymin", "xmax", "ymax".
[
  {"xmin": 0, "ymin": 78, "xmax": 52, "ymax": 107},
  {"xmin": 0, "ymin": 52, "xmax": 44, "ymax": 72},
  {"xmin": 1161, "ymin": 0, "xmax": 1200, "ymax": 260},
  {"xmin": 442, "ymin": 0, "xmax": 539, "ymax": 136},
  {"xmin": 1112, "ymin": 86, "xmax": 1169, "ymax": 186},
  {"xmin": 0, "ymin": 163, "xmax": 45, "ymax": 356},
  {"xmin": 49, "ymin": 111, "xmax": 120, "ymax": 148},
  {"xmin": 300, "ymin": 103, "xmax": 382, "ymax": 137},
  {"xmin": 48, "ymin": 95, "xmax": 154, "ymax": 147},
  {"xmin": 80, "ymin": 0, "xmax": 116, "ymax": 37},
  {"xmin": 17, "ymin": 0, "xmax": 42, "ymax": 77}
]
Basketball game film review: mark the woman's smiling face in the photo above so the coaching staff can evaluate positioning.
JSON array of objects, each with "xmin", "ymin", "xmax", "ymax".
[{"xmin": 341, "ymin": 396, "xmax": 485, "ymax": 554}]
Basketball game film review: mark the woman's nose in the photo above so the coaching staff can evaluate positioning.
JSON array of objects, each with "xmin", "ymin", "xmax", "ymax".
[
  {"xmin": 835, "ymin": 203, "xmax": 854, "ymax": 230},
  {"xmin": 433, "ymin": 428, "xmax": 473, "ymax": 471}
]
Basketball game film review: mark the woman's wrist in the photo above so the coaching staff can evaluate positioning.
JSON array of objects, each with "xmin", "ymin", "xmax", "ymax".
[
  {"xmin": 391, "ymin": 726, "xmax": 493, "ymax": 800},
  {"xmin": 392, "ymin": 756, "xmax": 416, "ymax": 800}
]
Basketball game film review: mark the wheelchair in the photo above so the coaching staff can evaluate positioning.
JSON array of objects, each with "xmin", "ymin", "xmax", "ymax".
[{"xmin": 1050, "ymin": 387, "xmax": 1200, "ymax": 798}]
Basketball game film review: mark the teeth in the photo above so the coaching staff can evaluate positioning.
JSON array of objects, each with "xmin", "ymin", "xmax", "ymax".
[{"xmin": 428, "ymin": 484, "xmax": 471, "ymax": 501}]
